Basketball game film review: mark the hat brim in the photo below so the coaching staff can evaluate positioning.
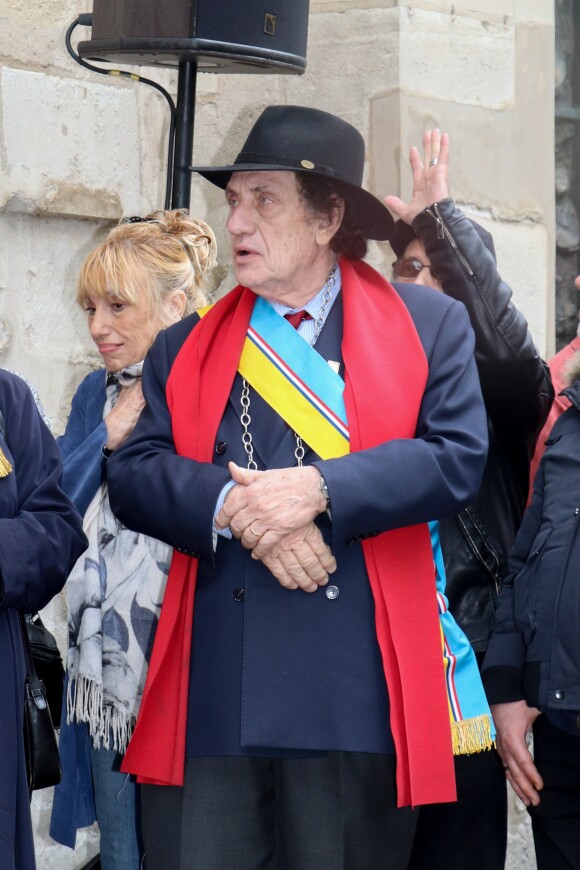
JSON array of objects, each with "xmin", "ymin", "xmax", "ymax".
[{"xmin": 191, "ymin": 162, "xmax": 395, "ymax": 241}]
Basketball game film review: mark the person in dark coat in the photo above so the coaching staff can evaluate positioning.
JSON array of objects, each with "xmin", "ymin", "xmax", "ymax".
[
  {"xmin": 482, "ymin": 348, "xmax": 580, "ymax": 870},
  {"xmin": 107, "ymin": 105, "xmax": 490, "ymax": 870},
  {"xmin": 0, "ymin": 369, "xmax": 86, "ymax": 870},
  {"xmin": 385, "ymin": 128, "xmax": 553, "ymax": 870}
]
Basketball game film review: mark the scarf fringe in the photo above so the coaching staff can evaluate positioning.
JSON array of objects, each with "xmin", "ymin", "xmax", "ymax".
[
  {"xmin": 67, "ymin": 676, "xmax": 134, "ymax": 754},
  {"xmin": 451, "ymin": 714, "xmax": 495, "ymax": 756}
]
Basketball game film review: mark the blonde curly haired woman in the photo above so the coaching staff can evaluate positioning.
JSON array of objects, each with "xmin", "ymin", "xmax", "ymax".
[{"xmin": 50, "ymin": 210, "xmax": 217, "ymax": 869}]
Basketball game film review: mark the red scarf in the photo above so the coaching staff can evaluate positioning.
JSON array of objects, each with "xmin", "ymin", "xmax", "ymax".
[{"xmin": 121, "ymin": 257, "xmax": 456, "ymax": 807}]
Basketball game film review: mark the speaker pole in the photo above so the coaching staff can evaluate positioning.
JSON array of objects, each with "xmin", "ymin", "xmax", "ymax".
[{"xmin": 171, "ymin": 59, "xmax": 198, "ymax": 209}]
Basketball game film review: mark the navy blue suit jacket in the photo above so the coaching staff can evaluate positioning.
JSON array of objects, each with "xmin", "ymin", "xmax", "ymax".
[{"xmin": 108, "ymin": 281, "xmax": 488, "ymax": 757}]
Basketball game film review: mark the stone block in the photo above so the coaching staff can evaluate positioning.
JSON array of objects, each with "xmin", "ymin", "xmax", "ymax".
[
  {"xmin": 0, "ymin": 212, "xmax": 106, "ymax": 430},
  {"xmin": 397, "ymin": 7, "xmax": 515, "ymax": 109},
  {"xmin": 0, "ymin": 67, "xmax": 143, "ymax": 219}
]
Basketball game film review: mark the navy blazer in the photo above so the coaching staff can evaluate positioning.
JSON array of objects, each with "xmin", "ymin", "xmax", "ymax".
[
  {"xmin": 109, "ymin": 281, "xmax": 488, "ymax": 757},
  {"xmin": 0, "ymin": 371, "xmax": 86, "ymax": 870}
]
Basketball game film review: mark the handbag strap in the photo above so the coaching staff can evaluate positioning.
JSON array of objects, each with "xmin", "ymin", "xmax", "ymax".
[{"xmin": 18, "ymin": 612, "xmax": 40, "ymax": 683}]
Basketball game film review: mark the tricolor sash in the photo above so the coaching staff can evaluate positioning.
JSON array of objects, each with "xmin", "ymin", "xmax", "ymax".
[
  {"xmin": 239, "ymin": 297, "xmax": 349, "ymax": 459},
  {"xmin": 242, "ymin": 301, "xmax": 494, "ymax": 755},
  {"xmin": 431, "ymin": 522, "xmax": 495, "ymax": 754}
]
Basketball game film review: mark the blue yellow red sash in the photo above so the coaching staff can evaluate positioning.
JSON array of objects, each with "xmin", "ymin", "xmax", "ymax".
[
  {"xmin": 241, "ymin": 301, "xmax": 494, "ymax": 755},
  {"xmin": 239, "ymin": 298, "xmax": 349, "ymax": 459},
  {"xmin": 431, "ymin": 522, "xmax": 495, "ymax": 754}
]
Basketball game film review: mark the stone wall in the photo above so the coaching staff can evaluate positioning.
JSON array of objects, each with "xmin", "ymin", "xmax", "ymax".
[
  {"xmin": 555, "ymin": 0, "xmax": 580, "ymax": 349},
  {"xmin": 0, "ymin": 2, "xmax": 554, "ymax": 868}
]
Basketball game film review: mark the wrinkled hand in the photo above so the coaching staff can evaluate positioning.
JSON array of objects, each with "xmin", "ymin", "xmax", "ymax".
[
  {"xmin": 384, "ymin": 128, "xmax": 450, "ymax": 226},
  {"xmin": 215, "ymin": 462, "xmax": 327, "ymax": 558},
  {"xmin": 104, "ymin": 381, "xmax": 146, "ymax": 450},
  {"xmin": 258, "ymin": 521, "xmax": 336, "ymax": 592},
  {"xmin": 491, "ymin": 701, "xmax": 543, "ymax": 807}
]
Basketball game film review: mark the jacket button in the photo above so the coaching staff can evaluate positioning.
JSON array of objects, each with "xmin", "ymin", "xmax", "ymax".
[
  {"xmin": 325, "ymin": 585, "xmax": 339, "ymax": 600},
  {"xmin": 555, "ymin": 689, "xmax": 565, "ymax": 700},
  {"xmin": 232, "ymin": 587, "xmax": 245, "ymax": 602},
  {"xmin": 215, "ymin": 441, "xmax": 227, "ymax": 455}
]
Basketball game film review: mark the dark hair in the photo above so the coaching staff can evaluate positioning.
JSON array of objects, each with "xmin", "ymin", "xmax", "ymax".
[{"xmin": 295, "ymin": 173, "xmax": 368, "ymax": 261}]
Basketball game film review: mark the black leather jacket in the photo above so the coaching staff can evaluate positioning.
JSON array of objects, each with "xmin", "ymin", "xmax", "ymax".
[{"xmin": 411, "ymin": 199, "xmax": 554, "ymax": 653}]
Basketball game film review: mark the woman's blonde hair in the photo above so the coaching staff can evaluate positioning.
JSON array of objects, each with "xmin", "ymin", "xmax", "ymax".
[{"xmin": 77, "ymin": 209, "xmax": 217, "ymax": 326}]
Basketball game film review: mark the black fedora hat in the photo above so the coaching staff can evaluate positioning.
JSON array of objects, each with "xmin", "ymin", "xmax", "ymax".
[{"xmin": 191, "ymin": 105, "xmax": 395, "ymax": 241}]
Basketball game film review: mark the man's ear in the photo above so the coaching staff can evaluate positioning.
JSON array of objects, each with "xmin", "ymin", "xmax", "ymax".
[{"xmin": 316, "ymin": 195, "xmax": 345, "ymax": 245}]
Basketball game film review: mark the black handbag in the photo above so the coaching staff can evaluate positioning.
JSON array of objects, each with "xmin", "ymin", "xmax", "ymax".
[
  {"xmin": 24, "ymin": 612, "xmax": 65, "ymax": 726},
  {"xmin": 18, "ymin": 612, "xmax": 62, "ymax": 792}
]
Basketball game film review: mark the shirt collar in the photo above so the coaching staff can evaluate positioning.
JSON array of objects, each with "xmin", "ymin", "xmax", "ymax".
[{"xmin": 268, "ymin": 263, "xmax": 342, "ymax": 319}]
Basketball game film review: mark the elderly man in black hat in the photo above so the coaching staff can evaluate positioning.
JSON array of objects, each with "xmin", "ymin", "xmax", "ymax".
[
  {"xmin": 385, "ymin": 129, "xmax": 553, "ymax": 870},
  {"xmin": 108, "ymin": 106, "xmax": 489, "ymax": 870}
]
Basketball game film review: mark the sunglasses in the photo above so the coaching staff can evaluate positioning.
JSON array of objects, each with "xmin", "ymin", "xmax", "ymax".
[
  {"xmin": 122, "ymin": 215, "xmax": 163, "ymax": 225},
  {"xmin": 392, "ymin": 257, "xmax": 438, "ymax": 281}
]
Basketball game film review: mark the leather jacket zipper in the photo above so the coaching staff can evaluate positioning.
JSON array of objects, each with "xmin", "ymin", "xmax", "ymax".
[
  {"xmin": 426, "ymin": 203, "xmax": 475, "ymax": 277},
  {"xmin": 456, "ymin": 508, "xmax": 502, "ymax": 595}
]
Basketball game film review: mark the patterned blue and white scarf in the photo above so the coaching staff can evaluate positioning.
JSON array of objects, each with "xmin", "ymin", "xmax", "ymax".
[{"xmin": 66, "ymin": 364, "xmax": 172, "ymax": 752}]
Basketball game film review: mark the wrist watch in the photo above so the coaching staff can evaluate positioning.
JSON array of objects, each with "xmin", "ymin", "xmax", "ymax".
[{"xmin": 319, "ymin": 473, "xmax": 331, "ymax": 508}]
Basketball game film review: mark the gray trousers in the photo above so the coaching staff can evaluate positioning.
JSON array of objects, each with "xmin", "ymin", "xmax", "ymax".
[{"xmin": 141, "ymin": 752, "xmax": 417, "ymax": 870}]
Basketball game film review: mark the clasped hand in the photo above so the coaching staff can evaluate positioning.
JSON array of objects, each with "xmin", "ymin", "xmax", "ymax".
[{"xmin": 215, "ymin": 462, "xmax": 336, "ymax": 592}]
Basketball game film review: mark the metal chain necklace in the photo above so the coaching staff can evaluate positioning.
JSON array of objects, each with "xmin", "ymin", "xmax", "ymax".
[{"xmin": 240, "ymin": 264, "xmax": 338, "ymax": 470}]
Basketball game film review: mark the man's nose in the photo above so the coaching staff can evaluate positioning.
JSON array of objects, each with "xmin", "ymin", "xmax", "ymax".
[{"xmin": 227, "ymin": 202, "xmax": 254, "ymax": 236}]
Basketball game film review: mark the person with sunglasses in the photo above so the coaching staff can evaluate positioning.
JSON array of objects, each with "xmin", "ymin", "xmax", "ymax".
[{"xmin": 385, "ymin": 130, "xmax": 554, "ymax": 870}]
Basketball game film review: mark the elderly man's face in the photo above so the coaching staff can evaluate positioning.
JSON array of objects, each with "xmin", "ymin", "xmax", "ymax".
[{"xmin": 225, "ymin": 170, "xmax": 338, "ymax": 306}]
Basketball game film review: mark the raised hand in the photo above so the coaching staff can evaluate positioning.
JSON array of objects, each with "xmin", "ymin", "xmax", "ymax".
[{"xmin": 384, "ymin": 128, "xmax": 450, "ymax": 225}]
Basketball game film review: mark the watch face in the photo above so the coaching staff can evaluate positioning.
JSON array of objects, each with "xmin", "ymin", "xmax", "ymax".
[{"xmin": 320, "ymin": 475, "xmax": 330, "ymax": 505}]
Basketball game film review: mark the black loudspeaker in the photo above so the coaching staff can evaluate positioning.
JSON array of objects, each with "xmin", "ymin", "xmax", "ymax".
[{"xmin": 78, "ymin": 0, "xmax": 310, "ymax": 74}]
